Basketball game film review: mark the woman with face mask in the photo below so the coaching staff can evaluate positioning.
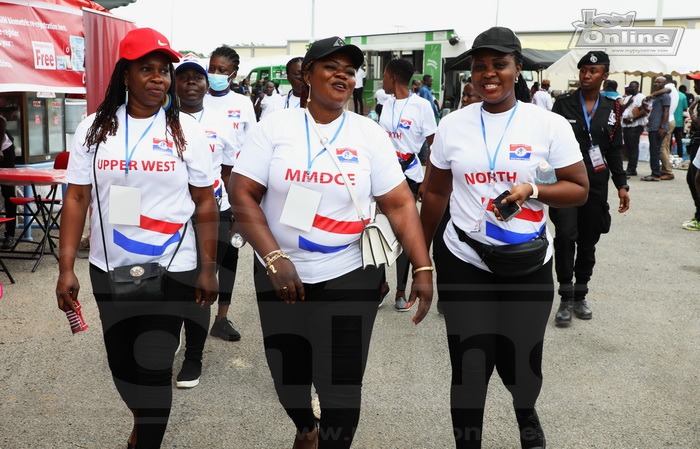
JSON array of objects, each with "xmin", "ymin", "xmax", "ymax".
[{"xmin": 202, "ymin": 45, "xmax": 257, "ymax": 344}]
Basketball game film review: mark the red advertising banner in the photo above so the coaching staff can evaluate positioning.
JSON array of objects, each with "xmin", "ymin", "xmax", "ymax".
[
  {"xmin": 0, "ymin": 1, "xmax": 86, "ymax": 93},
  {"xmin": 83, "ymin": 8, "xmax": 135, "ymax": 114}
]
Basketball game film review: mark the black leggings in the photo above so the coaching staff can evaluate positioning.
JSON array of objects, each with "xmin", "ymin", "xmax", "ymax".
[
  {"xmin": 254, "ymin": 258, "xmax": 382, "ymax": 449},
  {"xmin": 435, "ymin": 249, "xmax": 553, "ymax": 449},
  {"xmin": 90, "ymin": 264, "xmax": 195, "ymax": 449},
  {"xmin": 182, "ymin": 208, "xmax": 239, "ymax": 361}
]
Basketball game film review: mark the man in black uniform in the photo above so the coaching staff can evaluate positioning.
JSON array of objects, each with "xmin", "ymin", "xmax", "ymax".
[{"xmin": 550, "ymin": 51, "xmax": 630, "ymax": 326}]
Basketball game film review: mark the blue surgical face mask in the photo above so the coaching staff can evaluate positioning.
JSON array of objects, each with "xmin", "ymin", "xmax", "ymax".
[{"xmin": 208, "ymin": 73, "xmax": 230, "ymax": 92}]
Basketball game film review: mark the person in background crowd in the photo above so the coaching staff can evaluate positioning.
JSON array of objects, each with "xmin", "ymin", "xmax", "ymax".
[
  {"xmin": 284, "ymin": 56, "xmax": 304, "ymax": 109},
  {"xmin": 418, "ymin": 74, "xmax": 440, "ymax": 121},
  {"xmin": 529, "ymin": 81, "xmax": 540, "ymax": 100},
  {"xmin": 205, "ymin": 44, "xmax": 257, "ymax": 341},
  {"xmin": 672, "ymin": 80, "xmax": 689, "ymax": 157},
  {"xmin": 620, "ymin": 81, "xmax": 648, "ymax": 178},
  {"xmin": 412, "ymin": 78, "xmax": 422, "ymax": 94},
  {"xmin": 601, "ymin": 79, "xmax": 622, "ymax": 103},
  {"xmin": 0, "ymin": 114, "xmax": 17, "ymax": 250},
  {"xmin": 550, "ymin": 50, "xmax": 629, "ymax": 326},
  {"xmin": 353, "ymin": 63, "xmax": 366, "ymax": 115},
  {"xmin": 374, "ymin": 86, "xmax": 390, "ymax": 118},
  {"xmin": 531, "ymin": 79, "xmax": 553, "ymax": 110},
  {"xmin": 682, "ymin": 72, "xmax": 700, "ymax": 230},
  {"xmin": 237, "ymin": 78, "xmax": 251, "ymax": 97},
  {"xmin": 645, "ymin": 74, "xmax": 679, "ymax": 180},
  {"xmin": 458, "ymin": 78, "xmax": 481, "ymax": 109},
  {"xmin": 55, "ymin": 28, "xmax": 218, "ymax": 449},
  {"xmin": 173, "ymin": 55, "xmax": 239, "ymax": 389},
  {"xmin": 679, "ymin": 83, "xmax": 695, "ymax": 106},
  {"xmin": 420, "ymin": 26, "xmax": 588, "ymax": 449},
  {"xmin": 641, "ymin": 76, "xmax": 672, "ymax": 182},
  {"xmin": 255, "ymin": 81, "xmax": 285, "ymax": 121},
  {"xmin": 377, "ymin": 58, "xmax": 437, "ymax": 311},
  {"xmin": 231, "ymin": 36, "xmax": 433, "ymax": 449}
]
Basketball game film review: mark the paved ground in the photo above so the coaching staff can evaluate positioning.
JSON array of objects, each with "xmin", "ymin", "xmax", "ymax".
[{"xmin": 1, "ymin": 167, "xmax": 699, "ymax": 449}]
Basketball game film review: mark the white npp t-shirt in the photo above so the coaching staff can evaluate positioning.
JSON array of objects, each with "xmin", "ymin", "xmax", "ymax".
[
  {"xmin": 430, "ymin": 101, "xmax": 582, "ymax": 272},
  {"xmin": 233, "ymin": 108, "xmax": 405, "ymax": 283},
  {"xmin": 67, "ymin": 106, "xmax": 214, "ymax": 272},
  {"xmin": 379, "ymin": 94, "xmax": 437, "ymax": 183},
  {"xmin": 665, "ymin": 83, "xmax": 679, "ymax": 124},
  {"xmin": 204, "ymin": 90, "xmax": 256, "ymax": 160},
  {"xmin": 191, "ymin": 109, "xmax": 236, "ymax": 211}
]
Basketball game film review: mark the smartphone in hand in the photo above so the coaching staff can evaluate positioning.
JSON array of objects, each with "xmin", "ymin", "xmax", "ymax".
[{"xmin": 493, "ymin": 190, "xmax": 522, "ymax": 222}]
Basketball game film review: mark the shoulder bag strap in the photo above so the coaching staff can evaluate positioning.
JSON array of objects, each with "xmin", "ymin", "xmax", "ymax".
[{"xmin": 304, "ymin": 109, "xmax": 369, "ymax": 222}]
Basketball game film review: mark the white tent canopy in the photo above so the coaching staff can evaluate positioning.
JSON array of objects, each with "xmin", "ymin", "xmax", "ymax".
[{"xmin": 545, "ymin": 28, "xmax": 700, "ymax": 77}]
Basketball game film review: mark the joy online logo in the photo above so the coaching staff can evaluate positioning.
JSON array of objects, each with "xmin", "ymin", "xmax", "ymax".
[{"xmin": 570, "ymin": 9, "xmax": 684, "ymax": 55}]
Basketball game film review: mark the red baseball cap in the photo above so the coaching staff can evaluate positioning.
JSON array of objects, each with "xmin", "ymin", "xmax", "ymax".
[
  {"xmin": 119, "ymin": 28, "xmax": 182, "ymax": 63},
  {"xmin": 686, "ymin": 72, "xmax": 700, "ymax": 80}
]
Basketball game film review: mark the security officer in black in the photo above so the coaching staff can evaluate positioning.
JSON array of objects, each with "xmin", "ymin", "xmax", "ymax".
[{"xmin": 550, "ymin": 51, "xmax": 630, "ymax": 326}]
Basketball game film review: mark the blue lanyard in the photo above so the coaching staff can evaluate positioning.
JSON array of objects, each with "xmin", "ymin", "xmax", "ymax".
[
  {"xmin": 579, "ymin": 92, "xmax": 600, "ymax": 132},
  {"xmin": 125, "ymin": 108, "xmax": 160, "ymax": 176},
  {"xmin": 304, "ymin": 112, "xmax": 346, "ymax": 175},
  {"xmin": 285, "ymin": 91, "xmax": 298, "ymax": 108},
  {"xmin": 480, "ymin": 101, "xmax": 519, "ymax": 178},
  {"xmin": 391, "ymin": 94, "xmax": 411, "ymax": 133},
  {"xmin": 196, "ymin": 108, "xmax": 204, "ymax": 123}
]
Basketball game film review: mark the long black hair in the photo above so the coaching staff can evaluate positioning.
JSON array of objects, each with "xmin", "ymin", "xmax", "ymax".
[
  {"xmin": 84, "ymin": 58, "xmax": 186, "ymax": 160},
  {"xmin": 513, "ymin": 52, "xmax": 531, "ymax": 103}
]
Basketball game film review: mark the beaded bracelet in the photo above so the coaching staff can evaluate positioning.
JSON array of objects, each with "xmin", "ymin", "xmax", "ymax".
[{"xmin": 412, "ymin": 266, "xmax": 434, "ymax": 276}]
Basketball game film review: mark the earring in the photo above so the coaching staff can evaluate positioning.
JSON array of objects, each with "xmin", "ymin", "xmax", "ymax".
[
  {"xmin": 307, "ymin": 84, "xmax": 312, "ymax": 104},
  {"xmin": 162, "ymin": 93, "xmax": 172, "ymax": 111},
  {"xmin": 124, "ymin": 86, "xmax": 129, "ymax": 105},
  {"xmin": 515, "ymin": 77, "xmax": 519, "ymax": 83}
]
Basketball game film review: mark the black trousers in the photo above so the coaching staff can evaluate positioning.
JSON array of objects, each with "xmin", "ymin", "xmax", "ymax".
[
  {"xmin": 182, "ymin": 208, "xmax": 239, "ymax": 361},
  {"xmin": 90, "ymin": 264, "xmax": 195, "ymax": 449},
  {"xmin": 254, "ymin": 258, "xmax": 382, "ymax": 449},
  {"xmin": 1, "ymin": 144, "xmax": 16, "ymax": 237},
  {"xmin": 622, "ymin": 125, "xmax": 644, "ymax": 174},
  {"xmin": 549, "ymin": 198, "xmax": 610, "ymax": 300},
  {"xmin": 435, "ymin": 248, "xmax": 553, "ymax": 449},
  {"xmin": 352, "ymin": 87, "xmax": 364, "ymax": 115}
]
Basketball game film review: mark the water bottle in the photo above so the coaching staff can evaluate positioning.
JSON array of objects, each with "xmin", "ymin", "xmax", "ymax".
[
  {"xmin": 65, "ymin": 299, "xmax": 89, "ymax": 334},
  {"xmin": 535, "ymin": 160, "xmax": 557, "ymax": 184},
  {"xmin": 368, "ymin": 109, "xmax": 379, "ymax": 122},
  {"xmin": 230, "ymin": 233, "xmax": 246, "ymax": 248}
]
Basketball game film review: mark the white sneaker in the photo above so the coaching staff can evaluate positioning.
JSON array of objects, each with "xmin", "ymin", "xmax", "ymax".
[{"xmin": 394, "ymin": 296, "xmax": 409, "ymax": 312}]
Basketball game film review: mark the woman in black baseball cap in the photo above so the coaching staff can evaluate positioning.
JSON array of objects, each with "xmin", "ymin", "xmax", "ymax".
[{"xmin": 420, "ymin": 26, "xmax": 589, "ymax": 449}]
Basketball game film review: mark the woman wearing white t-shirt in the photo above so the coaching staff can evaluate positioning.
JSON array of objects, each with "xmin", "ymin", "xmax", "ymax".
[
  {"xmin": 55, "ymin": 28, "xmax": 218, "ymax": 449},
  {"xmin": 232, "ymin": 36, "xmax": 433, "ymax": 449},
  {"xmin": 420, "ymin": 27, "xmax": 589, "ymax": 449}
]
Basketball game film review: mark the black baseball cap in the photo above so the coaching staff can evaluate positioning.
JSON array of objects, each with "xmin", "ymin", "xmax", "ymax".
[
  {"xmin": 577, "ymin": 51, "xmax": 610, "ymax": 68},
  {"xmin": 465, "ymin": 27, "xmax": 522, "ymax": 57},
  {"xmin": 302, "ymin": 36, "xmax": 364, "ymax": 70}
]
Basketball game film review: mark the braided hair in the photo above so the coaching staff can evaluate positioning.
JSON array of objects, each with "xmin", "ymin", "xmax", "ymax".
[
  {"xmin": 84, "ymin": 58, "xmax": 187, "ymax": 160},
  {"xmin": 512, "ymin": 52, "xmax": 532, "ymax": 103},
  {"xmin": 211, "ymin": 45, "xmax": 240, "ymax": 68}
]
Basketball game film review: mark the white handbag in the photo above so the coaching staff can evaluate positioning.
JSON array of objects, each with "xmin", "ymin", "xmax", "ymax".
[{"xmin": 305, "ymin": 110, "xmax": 402, "ymax": 268}]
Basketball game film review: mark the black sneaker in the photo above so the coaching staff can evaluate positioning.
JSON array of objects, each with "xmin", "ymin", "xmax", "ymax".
[
  {"xmin": 554, "ymin": 300, "xmax": 573, "ymax": 327},
  {"xmin": 209, "ymin": 318, "xmax": 241, "ymax": 341},
  {"xmin": 573, "ymin": 300, "xmax": 592, "ymax": 320},
  {"xmin": 515, "ymin": 408, "xmax": 546, "ymax": 449},
  {"xmin": 176, "ymin": 359, "xmax": 202, "ymax": 389},
  {"xmin": 1, "ymin": 236, "xmax": 15, "ymax": 250}
]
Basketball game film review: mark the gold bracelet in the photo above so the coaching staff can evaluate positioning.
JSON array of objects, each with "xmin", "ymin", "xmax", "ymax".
[
  {"xmin": 263, "ymin": 249, "xmax": 283, "ymax": 264},
  {"xmin": 412, "ymin": 266, "xmax": 434, "ymax": 276},
  {"xmin": 265, "ymin": 252, "xmax": 290, "ymax": 274}
]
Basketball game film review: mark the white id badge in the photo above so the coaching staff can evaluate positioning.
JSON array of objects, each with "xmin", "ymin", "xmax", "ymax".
[
  {"xmin": 589, "ymin": 145, "xmax": 607, "ymax": 172},
  {"xmin": 108, "ymin": 185, "xmax": 141, "ymax": 225},
  {"xmin": 279, "ymin": 184, "xmax": 322, "ymax": 232}
]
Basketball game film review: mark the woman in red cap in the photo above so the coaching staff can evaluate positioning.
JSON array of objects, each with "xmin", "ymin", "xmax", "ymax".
[
  {"xmin": 420, "ymin": 26, "xmax": 589, "ymax": 449},
  {"xmin": 231, "ymin": 36, "xmax": 433, "ymax": 449},
  {"xmin": 55, "ymin": 28, "xmax": 219, "ymax": 449}
]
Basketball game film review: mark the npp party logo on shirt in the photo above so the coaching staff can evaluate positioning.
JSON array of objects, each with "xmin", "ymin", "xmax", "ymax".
[
  {"xmin": 227, "ymin": 110, "xmax": 241, "ymax": 119},
  {"xmin": 398, "ymin": 118, "xmax": 412, "ymax": 130},
  {"xmin": 336, "ymin": 148, "xmax": 359, "ymax": 164},
  {"xmin": 153, "ymin": 138, "xmax": 173, "ymax": 155},
  {"xmin": 509, "ymin": 144, "xmax": 531, "ymax": 160},
  {"xmin": 205, "ymin": 130, "xmax": 218, "ymax": 139}
]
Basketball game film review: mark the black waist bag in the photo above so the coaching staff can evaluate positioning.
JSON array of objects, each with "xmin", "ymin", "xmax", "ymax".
[{"xmin": 453, "ymin": 224, "xmax": 548, "ymax": 277}]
